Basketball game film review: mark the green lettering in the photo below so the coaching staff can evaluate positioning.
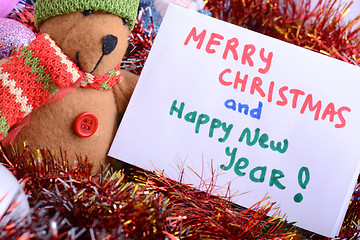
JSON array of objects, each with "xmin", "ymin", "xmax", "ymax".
[
  {"xmin": 238, "ymin": 127, "xmax": 260, "ymax": 146},
  {"xmin": 249, "ymin": 166, "xmax": 267, "ymax": 183},
  {"xmin": 209, "ymin": 118, "xmax": 222, "ymax": 138},
  {"xmin": 169, "ymin": 100, "xmax": 185, "ymax": 119},
  {"xmin": 270, "ymin": 139, "xmax": 289, "ymax": 154},
  {"xmin": 185, "ymin": 111, "xmax": 197, "ymax": 123},
  {"xmin": 219, "ymin": 122, "xmax": 233, "ymax": 143},
  {"xmin": 258, "ymin": 134, "xmax": 269, "ymax": 149},
  {"xmin": 234, "ymin": 157, "xmax": 249, "ymax": 176},
  {"xmin": 298, "ymin": 166, "xmax": 310, "ymax": 189},
  {"xmin": 195, "ymin": 114, "xmax": 210, "ymax": 133},
  {"xmin": 269, "ymin": 169, "xmax": 286, "ymax": 190},
  {"xmin": 293, "ymin": 193, "xmax": 304, "ymax": 203},
  {"xmin": 220, "ymin": 147, "xmax": 237, "ymax": 171}
]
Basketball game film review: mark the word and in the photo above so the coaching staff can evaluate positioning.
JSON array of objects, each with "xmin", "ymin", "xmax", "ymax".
[
  {"xmin": 219, "ymin": 68, "xmax": 351, "ymax": 128},
  {"xmin": 184, "ymin": 27, "xmax": 273, "ymax": 74},
  {"xmin": 224, "ymin": 99, "xmax": 263, "ymax": 119},
  {"xmin": 169, "ymin": 100, "xmax": 233, "ymax": 143}
]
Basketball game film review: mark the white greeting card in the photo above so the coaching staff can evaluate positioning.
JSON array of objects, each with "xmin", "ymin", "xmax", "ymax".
[{"xmin": 110, "ymin": 4, "xmax": 360, "ymax": 237}]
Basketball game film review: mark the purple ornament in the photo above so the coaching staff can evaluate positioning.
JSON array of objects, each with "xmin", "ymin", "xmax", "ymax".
[{"xmin": 0, "ymin": 18, "xmax": 36, "ymax": 59}]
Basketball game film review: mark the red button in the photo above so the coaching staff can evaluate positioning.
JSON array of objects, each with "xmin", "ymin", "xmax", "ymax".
[{"xmin": 74, "ymin": 112, "xmax": 98, "ymax": 138}]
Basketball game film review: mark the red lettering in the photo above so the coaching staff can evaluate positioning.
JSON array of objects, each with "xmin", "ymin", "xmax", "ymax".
[
  {"xmin": 321, "ymin": 103, "xmax": 337, "ymax": 122},
  {"xmin": 242, "ymin": 44, "xmax": 255, "ymax": 67},
  {"xmin": 250, "ymin": 77, "xmax": 265, "ymax": 97},
  {"xmin": 206, "ymin": 33, "xmax": 224, "ymax": 54},
  {"xmin": 289, "ymin": 89, "xmax": 305, "ymax": 108},
  {"xmin": 234, "ymin": 71, "xmax": 248, "ymax": 91},
  {"xmin": 276, "ymin": 86, "xmax": 289, "ymax": 106},
  {"xmin": 258, "ymin": 48, "xmax": 273, "ymax": 74},
  {"xmin": 184, "ymin": 27, "xmax": 207, "ymax": 49},
  {"xmin": 300, "ymin": 94, "xmax": 322, "ymax": 120},
  {"xmin": 223, "ymin": 38, "xmax": 239, "ymax": 60},
  {"xmin": 335, "ymin": 106, "xmax": 351, "ymax": 128},
  {"xmin": 267, "ymin": 81, "xmax": 275, "ymax": 103},
  {"xmin": 219, "ymin": 68, "xmax": 232, "ymax": 86}
]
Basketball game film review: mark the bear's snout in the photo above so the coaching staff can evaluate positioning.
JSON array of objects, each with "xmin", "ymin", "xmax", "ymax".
[
  {"xmin": 103, "ymin": 34, "xmax": 118, "ymax": 55},
  {"xmin": 86, "ymin": 34, "xmax": 120, "ymax": 74}
]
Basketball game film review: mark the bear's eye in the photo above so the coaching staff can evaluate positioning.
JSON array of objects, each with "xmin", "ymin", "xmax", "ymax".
[
  {"xmin": 122, "ymin": 18, "xmax": 129, "ymax": 25},
  {"xmin": 83, "ymin": 10, "xmax": 94, "ymax": 16}
]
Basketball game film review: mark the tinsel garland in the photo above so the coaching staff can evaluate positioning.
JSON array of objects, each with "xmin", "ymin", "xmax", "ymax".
[
  {"xmin": 205, "ymin": 0, "xmax": 360, "ymax": 65},
  {"xmin": 2, "ymin": 0, "xmax": 360, "ymax": 239},
  {"xmin": 10, "ymin": 1, "xmax": 37, "ymax": 33},
  {"xmin": 121, "ymin": 6, "xmax": 156, "ymax": 76},
  {"xmin": 0, "ymin": 145, "xmax": 297, "ymax": 239}
]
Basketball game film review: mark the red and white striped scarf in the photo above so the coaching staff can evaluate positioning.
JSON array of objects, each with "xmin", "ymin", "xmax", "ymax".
[{"xmin": 0, "ymin": 33, "xmax": 122, "ymax": 140}]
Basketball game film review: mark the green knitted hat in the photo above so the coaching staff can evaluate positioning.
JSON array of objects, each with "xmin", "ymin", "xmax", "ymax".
[{"xmin": 34, "ymin": 0, "xmax": 139, "ymax": 30}]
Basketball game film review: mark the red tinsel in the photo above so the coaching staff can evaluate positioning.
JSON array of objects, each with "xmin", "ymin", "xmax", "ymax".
[
  {"xmin": 9, "ymin": 2, "xmax": 37, "ymax": 33},
  {"xmin": 205, "ymin": 0, "xmax": 360, "ymax": 66},
  {"xmin": 121, "ymin": 7, "xmax": 157, "ymax": 76},
  {"xmin": 0, "ymin": 145, "xmax": 298, "ymax": 239}
]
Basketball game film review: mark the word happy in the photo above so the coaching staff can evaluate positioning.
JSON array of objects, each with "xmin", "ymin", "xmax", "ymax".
[{"xmin": 169, "ymin": 100, "xmax": 288, "ymax": 155}]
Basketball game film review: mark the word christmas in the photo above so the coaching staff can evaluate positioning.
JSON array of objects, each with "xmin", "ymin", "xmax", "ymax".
[{"xmin": 184, "ymin": 27, "xmax": 352, "ymax": 128}]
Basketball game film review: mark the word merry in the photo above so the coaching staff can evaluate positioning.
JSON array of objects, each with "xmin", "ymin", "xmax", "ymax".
[
  {"xmin": 224, "ymin": 99, "xmax": 263, "ymax": 120},
  {"xmin": 169, "ymin": 100, "xmax": 233, "ymax": 143},
  {"xmin": 184, "ymin": 27, "xmax": 273, "ymax": 74},
  {"xmin": 219, "ymin": 68, "xmax": 351, "ymax": 128}
]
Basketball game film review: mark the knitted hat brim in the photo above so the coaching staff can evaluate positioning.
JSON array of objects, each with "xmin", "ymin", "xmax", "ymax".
[{"xmin": 34, "ymin": 0, "xmax": 139, "ymax": 31}]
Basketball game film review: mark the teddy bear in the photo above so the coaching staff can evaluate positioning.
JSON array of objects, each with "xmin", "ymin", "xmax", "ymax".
[{"xmin": 0, "ymin": 0, "xmax": 140, "ymax": 172}]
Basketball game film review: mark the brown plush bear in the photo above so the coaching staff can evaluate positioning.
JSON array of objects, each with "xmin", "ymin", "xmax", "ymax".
[{"xmin": 0, "ymin": 0, "xmax": 140, "ymax": 172}]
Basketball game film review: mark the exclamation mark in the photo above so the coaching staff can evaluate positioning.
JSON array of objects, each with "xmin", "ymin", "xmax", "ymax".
[{"xmin": 293, "ymin": 166, "xmax": 310, "ymax": 203}]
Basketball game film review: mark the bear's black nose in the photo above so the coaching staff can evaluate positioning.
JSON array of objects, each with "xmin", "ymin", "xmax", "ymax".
[{"xmin": 102, "ymin": 34, "xmax": 118, "ymax": 55}]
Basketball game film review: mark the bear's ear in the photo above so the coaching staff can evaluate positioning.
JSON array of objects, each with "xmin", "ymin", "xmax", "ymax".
[
  {"xmin": 83, "ymin": 10, "xmax": 94, "ymax": 16},
  {"xmin": 122, "ymin": 18, "xmax": 129, "ymax": 26}
]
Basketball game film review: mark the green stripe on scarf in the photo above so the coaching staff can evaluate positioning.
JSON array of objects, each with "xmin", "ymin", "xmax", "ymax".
[
  {"xmin": 19, "ymin": 46, "xmax": 59, "ymax": 96},
  {"xmin": 0, "ymin": 110, "xmax": 9, "ymax": 138}
]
